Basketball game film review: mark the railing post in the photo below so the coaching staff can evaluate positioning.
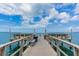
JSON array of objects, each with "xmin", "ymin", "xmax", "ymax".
[
  {"xmin": 73, "ymin": 47, "xmax": 77, "ymax": 56},
  {"xmin": 0, "ymin": 47, "xmax": 6, "ymax": 56},
  {"xmin": 73, "ymin": 47, "xmax": 79, "ymax": 56},
  {"xmin": 76, "ymin": 49, "xmax": 79, "ymax": 56},
  {"xmin": 19, "ymin": 39, "xmax": 24, "ymax": 56},
  {"xmin": 55, "ymin": 40, "xmax": 60, "ymax": 56},
  {"xmin": 57, "ymin": 42, "xmax": 60, "ymax": 56}
]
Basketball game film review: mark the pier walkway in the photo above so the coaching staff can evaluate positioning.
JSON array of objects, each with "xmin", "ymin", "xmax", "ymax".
[
  {"xmin": 22, "ymin": 35, "xmax": 57, "ymax": 56},
  {"xmin": 1, "ymin": 34, "xmax": 79, "ymax": 56}
]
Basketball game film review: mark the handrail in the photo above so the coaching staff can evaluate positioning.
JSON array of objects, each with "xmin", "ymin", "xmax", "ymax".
[
  {"xmin": 10, "ymin": 42, "xmax": 30, "ymax": 56},
  {"xmin": 10, "ymin": 47, "xmax": 22, "ymax": 56},
  {"xmin": 46, "ymin": 35, "xmax": 79, "ymax": 56},
  {"xmin": 50, "ymin": 36, "xmax": 79, "ymax": 49},
  {"xmin": 50, "ymin": 41, "xmax": 68, "ymax": 56},
  {"xmin": 0, "ymin": 36, "xmax": 32, "ymax": 56},
  {"xmin": 0, "ymin": 38, "xmax": 23, "ymax": 56},
  {"xmin": 0, "ymin": 39, "xmax": 22, "ymax": 48},
  {"xmin": 0, "ymin": 36, "xmax": 31, "ymax": 48}
]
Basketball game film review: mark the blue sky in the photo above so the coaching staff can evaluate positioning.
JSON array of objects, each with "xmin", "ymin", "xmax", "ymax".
[{"xmin": 0, "ymin": 3, "xmax": 79, "ymax": 33}]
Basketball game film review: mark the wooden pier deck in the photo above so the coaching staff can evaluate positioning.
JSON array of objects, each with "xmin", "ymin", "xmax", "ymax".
[
  {"xmin": 22, "ymin": 35, "xmax": 57, "ymax": 56},
  {"xmin": 0, "ymin": 34, "xmax": 79, "ymax": 56}
]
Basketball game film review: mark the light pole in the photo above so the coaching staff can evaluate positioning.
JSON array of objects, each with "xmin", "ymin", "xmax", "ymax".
[
  {"xmin": 34, "ymin": 28, "xmax": 36, "ymax": 34},
  {"xmin": 69, "ymin": 28, "xmax": 73, "ymax": 49},
  {"xmin": 8, "ymin": 25, "xmax": 13, "ymax": 55},
  {"xmin": 44, "ymin": 28, "xmax": 47, "ymax": 39},
  {"xmin": 70, "ymin": 28, "xmax": 72, "ymax": 42},
  {"xmin": 45, "ymin": 28, "xmax": 46, "ymax": 35},
  {"xmin": 9, "ymin": 26, "xmax": 12, "ymax": 41}
]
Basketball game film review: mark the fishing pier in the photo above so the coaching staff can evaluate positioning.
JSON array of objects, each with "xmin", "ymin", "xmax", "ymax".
[{"xmin": 0, "ymin": 33, "xmax": 79, "ymax": 56}]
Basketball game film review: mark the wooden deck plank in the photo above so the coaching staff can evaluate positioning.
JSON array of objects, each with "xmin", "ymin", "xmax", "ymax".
[{"xmin": 22, "ymin": 35, "xmax": 57, "ymax": 56}]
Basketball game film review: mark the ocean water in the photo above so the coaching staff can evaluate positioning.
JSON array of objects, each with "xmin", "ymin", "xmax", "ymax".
[
  {"xmin": 0, "ymin": 32, "xmax": 21, "ymax": 55},
  {"xmin": 0, "ymin": 32, "xmax": 79, "ymax": 45},
  {"xmin": 0, "ymin": 32, "xmax": 21, "ymax": 44},
  {"xmin": 0, "ymin": 32, "xmax": 10, "ymax": 44},
  {"xmin": 72, "ymin": 32, "xmax": 79, "ymax": 45}
]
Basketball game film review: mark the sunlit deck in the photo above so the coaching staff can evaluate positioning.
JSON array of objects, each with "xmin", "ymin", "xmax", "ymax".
[{"xmin": 22, "ymin": 35, "xmax": 57, "ymax": 56}]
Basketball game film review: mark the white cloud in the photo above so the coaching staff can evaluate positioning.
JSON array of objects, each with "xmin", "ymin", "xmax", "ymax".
[
  {"xmin": 0, "ymin": 3, "xmax": 35, "ymax": 28},
  {"xmin": 0, "ymin": 3, "xmax": 33, "ymax": 15},
  {"xmin": 0, "ymin": 3, "xmax": 79, "ymax": 30},
  {"xmin": 35, "ymin": 8, "xmax": 58, "ymax": 27},
  {"xmin": 48, "ymin": 8, "xmax": 74, "ymax": 24},
  {"xmin": 34, "ymin": 7, "xmax": 79, "ymax": 27},
  {"xmin": 0, "ymin": 3, "xmax": 54, "ymax": 28},
  {"xmin": 0, "ymin": 3, "xmax": 33, "ymax": 19},
  {"xmin": 0, "ymin": 4, "xmax": 71, "ymax": 29},
  {"xmin": 0, "ymin": 4, "xmax": 15, "ymax": 14},
  {"xmin": 71, "ymin": 15, "xmax": 79, "ymax": 21},
  {"xmin": 19, "ymin": 4, "xmax": 32, "ymax": 13},
  {"xmin": 49, "ymin": 8, "xmax": 59, "ymax": 17},
  {"xmin": 58, "ymin": 12, "xmax": 70, "ymax": 19},
  {"xmin": 22, "ymin": 8, "xmax": 59, "ymax": 28},
  {"xmin": 0, "ymin": 3, "xmax": 52, "ymax": 28},
  {"xmin": 60, "ymin": 20, "xmax": 69, "ymax": 23},
  {"xmin": 58, "ymin": 12, "xmax": 71, "ymax": 23},
  {"xmin": 57, "ymin": 10, "xmax": 79, "ymax": 24},
  {"xmin": 74, "ymin": 4, "xmax": 79, "ymax": 14},
  {"xmin": 22, "ymin": 16, "xmax": 33, "ymax": 25},
  {"xmin": 38, "ymin": 17, "xmax": 49, "ymax": 27},
  {"xmin": 48, "ymin": 6, "xmax": 79, "ymax": 24}
]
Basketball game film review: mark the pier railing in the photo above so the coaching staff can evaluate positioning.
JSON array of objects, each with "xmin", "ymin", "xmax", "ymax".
[
  {"xmin": 45, "ymin": 35, "xmax": 79, "ymax": 56},
  {"xmin": 0, "ymin": 36, "xmax": 32, "ymax": 56}
]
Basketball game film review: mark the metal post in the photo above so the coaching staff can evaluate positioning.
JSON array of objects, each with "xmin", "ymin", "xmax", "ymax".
[
  {"xmin": 71, "ymin": 29, "xmax": 72, "ymax": 41},
  {"xmin": 73, "ymin": 47, "xmax": 77, "ymax": 56},
  {"xmin": 73, "ymin": 47, "xmax": 79, "ymax": 56},
  {"xmin": 44, "ymin": 28, "xmax": 46, "ymax": 39},
  {"xmin": 45, "ymin": 28, "xmax": 46, "ymax": 35},
  {"xmin": 0, "ymin": 47, "xmax": 6, "ymax": 56},
  {"xmin": 54, "ymin": 39, "xmax": 60, "ymax": 56},
  {"xmin": 34, "ymin": 28, "xmax": 36, "ymax": 34},
  {"xmin": 19, "ymin": 39, "xmax": 24, "ymax": 56},
  {"xmin": 9, "ymin": 26, "xmax": 13, "ymax": 53},
  {"xmin": 76, "ymin": 49, "xmax": 79, "ymax": 56},
  {"xmin": 69, "ymin": 29, "xmax": 72, "ymax": 49},
  {"xmin": 56, "ymin": 41, "xmax": 60, "ymax": 56}
]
